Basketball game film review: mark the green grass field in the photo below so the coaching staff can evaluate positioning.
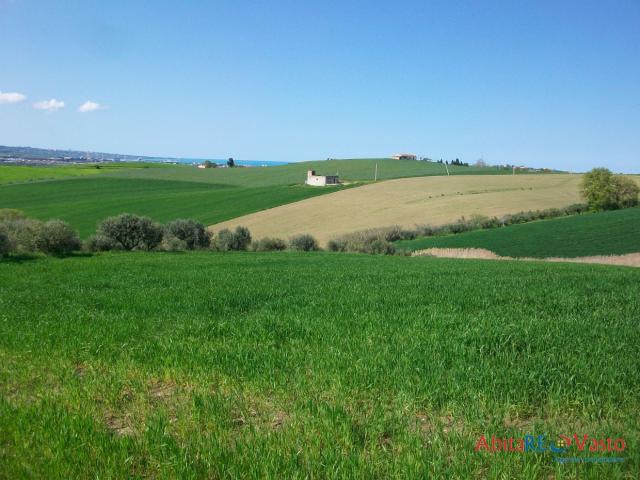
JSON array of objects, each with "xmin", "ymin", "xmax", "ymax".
[
  {"xmin": 1, "ymin": 252, "xmax": 638, "ymax": 478},
  {"xmin": 0, "ymin": 177, "xmax": 333, "ymax": 237},
  {"xmin": 112, "ymin": 158, "xmax": 540, "ymax": 187},
  {"xmin": 0, "ymin": 163, "xmax": 168, "ymax": 185},
  {"xmin": 397, "ymin": 208, "xmax": 640, "ymax": 258},
  {"xmin": 0, "ymin": 159, "xmax": 544, "ymax": 238}
]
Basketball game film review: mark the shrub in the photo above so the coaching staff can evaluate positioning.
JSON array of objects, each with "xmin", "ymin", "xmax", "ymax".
[
  {"xmin": 288, "ymin": 234, "xmax": 320, "ymax": 251},
  {"xmin": 252, "ymin": 237, "xmax": 287, "ymax": 252},
  {"xmin": 97, "ymin": 213, "xmax": 163, "ymax": 251},
  {"xmin": 414, "ymin": 224, "xmax": 441, "ymax": 237},
  {"xmin": 614, "ymin": 176, "xmax": 639, "ymax": 208},
  {"xmin": 326, "ymin": 229, "xmax": 399, "ymax": 255},
  {"xmin": 366, "ymin": 239, "xmax": 396, "ymax": 255},
  {"xmin": 0, "ymin": 228, "xmax": 14, "ymax": 256},
  {"xmin": 0, "ymin": 209, "xmax": 26, "ymax": 222},
  {"xmin": 160, "ymin": 234, "xmax": 187, "ymax": 252},
  {"xmin": 565, "ymin": 203, "xmax": 588, "ymax": 215},
  {"xmin": 581, "ymin": 168, "xmax": 639, "ymax": 210},
  {"xmin": 213, "ymin": 226, "xmax": 252, "ymax": 251},
  {"xmin": 0, "ymin": 218, "xmax": 43, "ymax": 252},
  {"xmin": 213, "ymin": 229, "xmax": 235, "ymax": 251},
  {"xmin": 34, "ymin": 220, "xmax": 81, "ymax": 255},
  {"xmin": 165, "ymin": 219, "xmax": 210, "ymax": 250},
  {"xmin": 233, "ymin": 226, "xmax": 252, "ymax": 251},
  {"xmin": 85, "ymin": 234, "xmax": 118, "ymax": 252},
  {"xmin": 327, "ymin": 238, "xmax": 347, "ymax": 252}
]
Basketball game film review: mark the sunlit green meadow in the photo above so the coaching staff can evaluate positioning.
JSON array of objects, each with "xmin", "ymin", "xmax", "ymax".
[{"xmin": 1, "ymin": 252, "xmax": 638, "ymax": 478}]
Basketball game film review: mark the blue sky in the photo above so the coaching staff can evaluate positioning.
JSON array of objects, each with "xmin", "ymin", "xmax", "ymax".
[{"xmin": 1, "ymin": 0, "xmax": 638, "ymax": 172}]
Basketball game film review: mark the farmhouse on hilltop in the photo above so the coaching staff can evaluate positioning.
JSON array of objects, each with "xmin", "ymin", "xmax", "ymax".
[
  {"xmin": 305, "ymin": 170, "xmax": 340, "ymax": 186},
  {"xmin": 392, "ymin": 153, "xmax": 417, "ymax": 160}
]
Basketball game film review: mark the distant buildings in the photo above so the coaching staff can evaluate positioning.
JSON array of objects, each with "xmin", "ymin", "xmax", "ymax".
[
  {"xmin": 305, "ymin": 170, "xmax": 340, "ymax": 186},
  {"xmin": 392, "ymin": 153, "xmax": 417, "ymax": 160}
]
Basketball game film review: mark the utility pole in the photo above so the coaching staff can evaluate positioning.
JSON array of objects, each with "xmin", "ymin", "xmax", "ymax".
[
  {"xmin": 374, "ymin": 163, "xmax": 378, "ymax": 182},
  {"xmin": 444, "ymin": 162, "xmax": 450, "ymax": 176}
]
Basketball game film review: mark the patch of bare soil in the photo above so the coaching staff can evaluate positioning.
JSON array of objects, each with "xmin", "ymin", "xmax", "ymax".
[
  {"xmin": 412, "ymin": 248, "xmax": 640, "ymax": 268},
  {"xmin": 104, "ymin": 411, "xmax": 135, "ymax": 437}
]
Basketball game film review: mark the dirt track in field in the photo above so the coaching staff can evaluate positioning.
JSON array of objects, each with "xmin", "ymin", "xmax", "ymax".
[
  {"xmin": 412, "ymin": 248, "xmax": 640, "ymax": 268},
  {"xmin": 209, "ymin": 174, "xmax": 583, "ymax": 244}
]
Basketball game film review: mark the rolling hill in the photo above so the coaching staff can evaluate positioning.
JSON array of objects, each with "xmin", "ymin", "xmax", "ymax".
[
  {"xmin": 0, "ymin": 159, "xmax": 545, "ymax": 237},
  {"xmin": 111, "ymin": 158, "xmax": 531, "ymax": 187},
  {"xmin": 0, "ymin": 177, "xmax": 333, "ymax": 237},
  {"xmin": 397, "ymin": 207, "xmax": 640, "ymax": 258},
  {"xmin": 209, "ymin": 174, "xmax": 584, "ymax": 244},
  {"xmin": 0, "ymin": 163, "xmax": 168, "ymax": 186}
]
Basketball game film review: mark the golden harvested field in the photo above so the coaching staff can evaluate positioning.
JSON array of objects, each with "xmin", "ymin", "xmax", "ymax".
[{"xmin": 209, "ymin": 174, "xmax": 585, "ymax": 245}]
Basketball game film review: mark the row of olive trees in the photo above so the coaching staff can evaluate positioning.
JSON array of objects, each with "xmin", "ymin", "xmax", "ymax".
[
  {"xmin": 0, "ymin": 210, "xmax": 321, "ymax": 257},
  {"xmin": 89, "ymin": 214, "xmax": 320, "ymax": 253},
  {"xmin": 0, "ymin": 209, "xmax": 81, "ymax": 256}
]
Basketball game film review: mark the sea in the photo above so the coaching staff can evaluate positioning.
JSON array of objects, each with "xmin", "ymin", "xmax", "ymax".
[{"xmin": 158, "ymin": 158, "xmax": 289, "ymax": 167}]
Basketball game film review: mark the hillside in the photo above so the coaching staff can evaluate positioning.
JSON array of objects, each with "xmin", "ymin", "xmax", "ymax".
[
  {"xmin": 209, "ymin": 174, "xmax": 583, "ymax": 244},
  {"xmin": 397, "ymin": 207, "xmax": 640, "ymax": 258},
  {"xmin": 113, "ymin": 158, "xmax": 532, "ymax": 187},
  {"xmin": 0, "ymin": 163, "xmax": 170, "ymax": 186},
  {"xmin": 0, "ymin": 159, "xmax": 543, "ymax": 237},
  {"xmin": 0, "ymin": 177, "xmax": 334, "ymax": 237},
  {"xmin": 1, "ymin": 252, "xmax": 638, "ymax": 478}
]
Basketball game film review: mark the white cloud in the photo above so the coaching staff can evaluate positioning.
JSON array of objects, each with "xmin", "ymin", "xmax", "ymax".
[
  {"xmin": 33, "ymin": 98, "xmax": 65, "ymax": 111},
  {"xmin": 78, "ymin": 100, "xmax": 103, "ymax": 113},
  {"xmin": 0, "ymin": 91, "xmax": 26, "ymax": 104}
]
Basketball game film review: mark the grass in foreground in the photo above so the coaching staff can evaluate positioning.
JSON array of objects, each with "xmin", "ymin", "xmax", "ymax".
[
  {"xmin": 397, "ymin": 207, "xmax": 640, "ymax": 258},
  {"xmin": 1, "ymin": 252, "xmax": 638, "ymax": 478}
]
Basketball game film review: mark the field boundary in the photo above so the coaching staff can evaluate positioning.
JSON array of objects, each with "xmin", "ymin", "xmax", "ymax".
[{"xmin": 412, "ymin": 247, "xmax": 640, "ymax": 268}]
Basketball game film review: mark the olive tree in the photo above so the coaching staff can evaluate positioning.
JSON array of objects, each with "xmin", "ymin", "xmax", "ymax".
[
  {"xmin": 581, "ymin": 168, "xmax": 639, "ymax": 210},
  {"xmin": 97, "ymin": 213, "xmax": 163, "ymax": 251},
  {"xmin": 213, "ymin": 226, "xmax": 252, "ymax": 251},
  {"xmin": 35, "ymin": 220, "xmax": 81, "ymax": 255},
  {"xmin": 164, "ymin": 219, "xmax": 210, "ymax": 250}
]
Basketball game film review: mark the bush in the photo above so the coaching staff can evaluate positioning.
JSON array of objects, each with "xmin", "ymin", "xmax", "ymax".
[
  {"xmin": 165, "ymin": 219, "xmax": 210, "ymax": 250},
  {"xmin": 0, "ymin": 228, "xmax": 14, "ymax": 256},
  {"xmin": 34, "ymin": 220, "xmax": 81, "ymax": 255},
  {"xmin": 213, "ymin": 226, "xmax": 252, "ymax": 251},
  {"xmin": 288, "ymin": 234, "xmax": 320, "ymax": 251},
  {"xmin": 97, "ymin": 213, "xmax": 163, "ymax": 251},
  {"xmin": 581, "ymin": 168, "xmax": 639, "ymax": 210},
  {"xmin": 252, "ymin": 237, "xmax": 287, "ymax": 252},
  {"xmin": 0, "ymin": 218, "xmax": 43, "ymax": 252},
  {"xmin": 414, "ymin": 224, "xmax": 441, "ymax": 237},
  {"xmin": 213, "ymin": 229, "xmax": 235, "ymax": 251},
  {"xmin": 160, "ymin": 234, "xmax": 187, "ymax": 252},
  {"xmin": 614, "ymin": 176, "xmax": 639, "ymax": 208},
  {"xmin": 233, "ymin": 226, "xmax": 252, "ymax": 251},
  {"xmin": 327, "ymin": 238, "xmax": 347, "ymax": 252},
  {"xmin": 565, "ymin": 203, "xmax": 588, "ymax": 215},
  {"xmin": 85, "ymin": 234, "xmax": 118, "ymax": 252},
  {"xmin": 0, "ymin": 209, "xmax": 26, "ymax": 222},
  {"xmin": 327, "ymin": 227, "xmax": 403, "ymax": 255},
  {"xmin": 366, "ymin": 239, "xmax": 396, "ymax": 255}
]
